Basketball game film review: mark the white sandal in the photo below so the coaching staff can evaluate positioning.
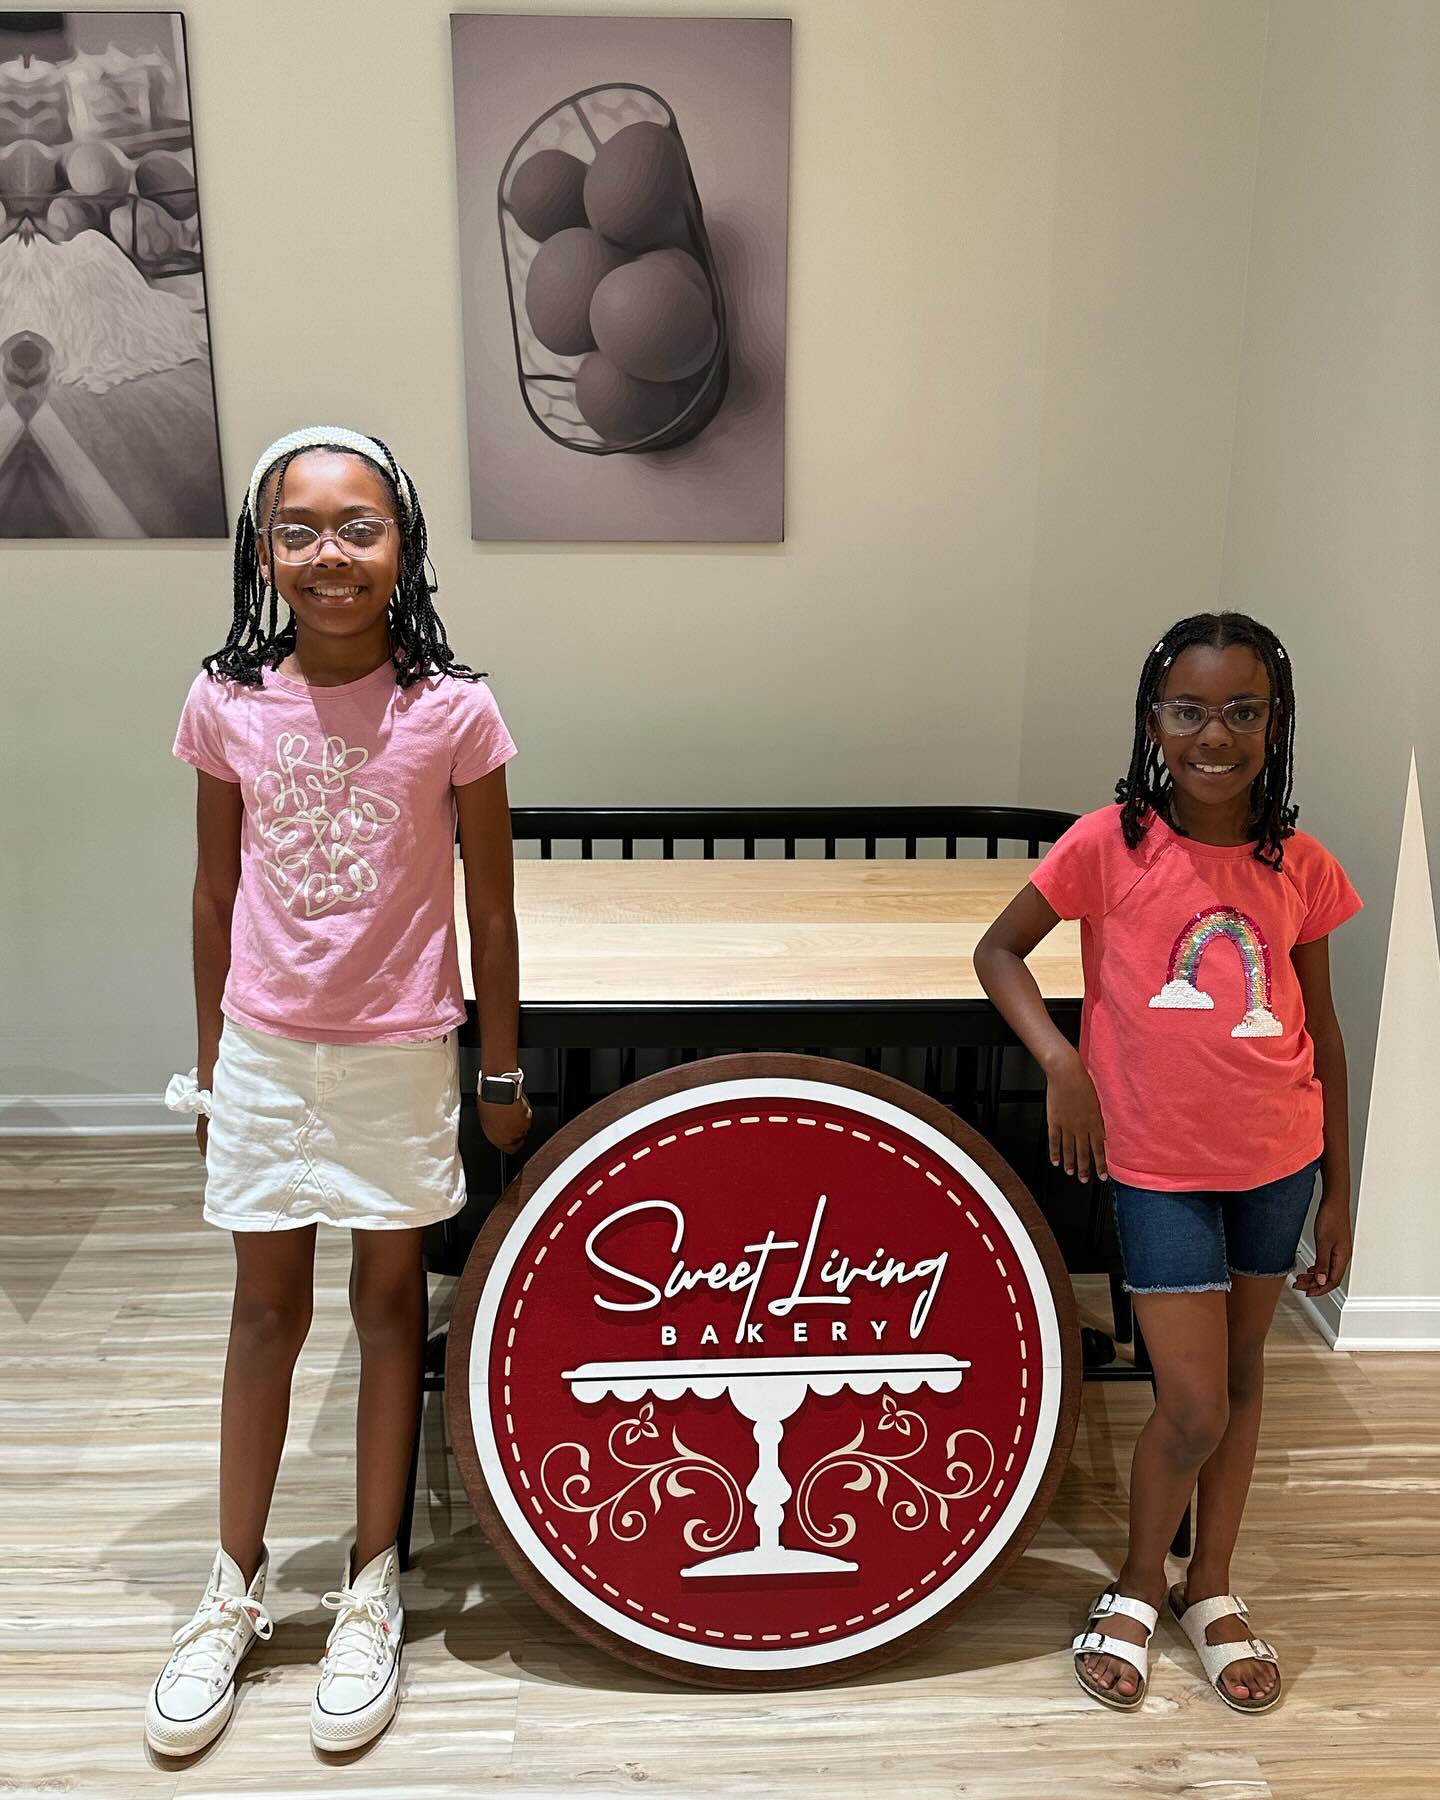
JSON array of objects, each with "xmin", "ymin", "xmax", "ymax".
[
  {"xmin": 1168, "ymin": 1586, "xmax": 1282, "ymax": 1714},
  {"xmin": 1071, "ymin": 1588, "xmax": 1158, "ymax": 1711}
]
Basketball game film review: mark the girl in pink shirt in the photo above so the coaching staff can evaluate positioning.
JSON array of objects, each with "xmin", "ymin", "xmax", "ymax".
[
  {"xmin": 975, "ymin": 612, "xmax": 1360, "ymax": 1717},
  {"xmin": 147, "ymin": 428, "xmax": 531, "ymax": 1757}
]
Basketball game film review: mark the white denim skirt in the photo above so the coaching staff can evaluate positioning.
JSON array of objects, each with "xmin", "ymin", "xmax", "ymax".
[{"xmin": 175, "ymin": 1019, "xmax": 466, "ymax": 1233}]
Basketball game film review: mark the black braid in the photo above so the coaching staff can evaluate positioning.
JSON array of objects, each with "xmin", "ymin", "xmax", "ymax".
[
  {"xmin": 1115, "ymin": 611, "xmax": 1298, "ymax": 870},
  {"xmin": 202, "ymin": 438, "xmax": 484, "ymax": 689}
]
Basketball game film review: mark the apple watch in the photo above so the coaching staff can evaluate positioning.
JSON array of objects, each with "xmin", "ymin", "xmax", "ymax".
[{"xmin": 479, "ymin": 1069, "xmax": 525, "ymax": 1105}]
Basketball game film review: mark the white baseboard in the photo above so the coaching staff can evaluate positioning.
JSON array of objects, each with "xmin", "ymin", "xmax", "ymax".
[
  {"xmin": 1297, "ymin": 1235, "xmax": 1440, "ymax": 1351},
  {"xmin": 1332, "ymin": 1299, "xmax": 1440, "ymax": 1352},
  {"xmin": 0, "ymin": 1094, "xmax": 189, "ymax": 1137}
]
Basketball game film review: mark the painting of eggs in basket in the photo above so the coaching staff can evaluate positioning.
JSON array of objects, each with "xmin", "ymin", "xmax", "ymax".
[
  {"xmin": 507, "ymin": 147, "xmax": 589, "ymax": 241},
  {"xmin": 505, "ymin": 112, "xmax": 725, "ymax": 451},
  {"xmin": 573, "ymin": 354, "xmax": 683, "ymax": 443},
  {"xmin": 590, "ymin": 251, "xmax": 717, "ymax": 383},
  {"xmin": 524, "ymin": 227, "xmax": 627, "ymax": 356},
  {"xmin": 582, "ymin": 121, "xmax": 688, "ymax": 251}
]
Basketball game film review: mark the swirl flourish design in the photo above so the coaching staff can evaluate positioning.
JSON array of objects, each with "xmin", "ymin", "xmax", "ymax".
[
  {"xmin": 538, "ymin": 1403, "xmax": 746, "ymax": 1553},
  {"xmin": 796, "ymin": 1395, "xmax": 996, "ymax": 1547}
]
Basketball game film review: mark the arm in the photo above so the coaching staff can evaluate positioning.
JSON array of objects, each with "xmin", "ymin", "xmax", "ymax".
[
  {"xmin": 192, "ymin": 769, "xmax": 243, "ymax": 1157},
  {"xmin": 1291, "ymin": 935, "xmax": 1353, "ymax": 1295},
  {"xmin": 455, "ymin": 763, "xmax": 531, "ymax": 1154},
  {"xmin": 973, "ymin": 883, "xmax": 1108, "ymax": 1183}
]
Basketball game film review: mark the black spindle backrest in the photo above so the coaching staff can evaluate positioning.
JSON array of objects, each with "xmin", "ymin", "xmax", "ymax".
[{"xmin": 508, "ymin": 806, "xmax": 1076, "ymax": 862}]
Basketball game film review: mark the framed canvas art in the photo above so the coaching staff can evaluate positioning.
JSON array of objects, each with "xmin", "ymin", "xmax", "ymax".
[
  {"xmin": 0, "ymin": 10, "xmax": 225, "ymax": 537},
  {"xmin": 451, "ymin": 14, "xmax": 791, "ymax": 543}
]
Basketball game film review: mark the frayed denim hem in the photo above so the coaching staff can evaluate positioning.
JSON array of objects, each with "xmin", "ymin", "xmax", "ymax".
[
  {"xmin": 1228, "ymin": 1265, "xmax": 1294, "ymax": 1281},
  {"xmin": 1122, "ymin": 1278, "xmax": 1232, "ymax": 1295}
]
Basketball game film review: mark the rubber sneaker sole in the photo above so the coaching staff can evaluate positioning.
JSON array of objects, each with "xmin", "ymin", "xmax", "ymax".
[{"xmin": 144, "ymin": 1683, "xmax": 235, "ymax": 1757}]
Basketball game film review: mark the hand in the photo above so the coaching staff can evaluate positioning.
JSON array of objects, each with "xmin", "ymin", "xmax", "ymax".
[
  {"xmin": 481, "ymin": 1092, "xmax": 532, "ymax": 1155},
  {"xmin": 1045, "ymin": 1051, "xmax": 1109, "ymax": 1184},
  {"xmin": 195, "ymin": 1066, "xmax": 214, "ymax": 1161},
  {"xmin": 1294, "ymin": 1189, "xmax": 1352, "ymax": 1295}
]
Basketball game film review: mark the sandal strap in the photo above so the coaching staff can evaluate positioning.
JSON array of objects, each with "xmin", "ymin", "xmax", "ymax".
[
  {"xmin": 1071, "ymin": 1628, "xmax": 1150, "ymax": 1680},
  {"xmin": 1177, "ymin": 1592, "xmax": 1249, "ymax": 1636},
  {"xmin": 1090, "ymin": 1589, "xmax": 1159, "ymax": 1632},
  {"xmin": 1197, "ymin": 1635, "xmax": 1278, "ymax": 1684}
]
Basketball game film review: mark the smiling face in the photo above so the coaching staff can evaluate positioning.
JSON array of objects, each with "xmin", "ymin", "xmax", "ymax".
[
  {"xmin": 1150, "ymin": 643, "xmax": 1276, "ymax": 833},
  {"xmin": 255, "ymin": 449, "xmax": 401, "ymax": 646}
]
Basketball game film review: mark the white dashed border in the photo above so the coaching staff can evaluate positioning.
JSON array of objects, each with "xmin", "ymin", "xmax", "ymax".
[
  {"xmin": 470, "ymin": 1078, "xmax": 1064, "ymax": 1673},
  {"xmin": 499, "ymin": 1117, "xmax": 1024, "ymax": 1642}
]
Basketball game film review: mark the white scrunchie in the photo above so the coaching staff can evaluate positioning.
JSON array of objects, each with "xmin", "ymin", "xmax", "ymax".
[
  {"xmin": 246, "ymin": 425, "xmax": 417, "ymax": 525},
  {"xmin": 165, "ymin": 1069, "xmax": 213, "ymax": 1119}
]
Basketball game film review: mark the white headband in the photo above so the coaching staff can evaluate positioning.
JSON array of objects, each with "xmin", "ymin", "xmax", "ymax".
[{"xmin": 246, "ymin": 426, "xmax": 417, "ymax": 525}]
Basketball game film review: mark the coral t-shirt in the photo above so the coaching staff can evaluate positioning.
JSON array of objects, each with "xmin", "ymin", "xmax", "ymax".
[
  {"xmin": 1030, "ymin": 805, "xmax": 1361, "ymax": 1191},
  {"xmin": 174, "ymin": 661, "xmax": 516, "ymax": 1045}
]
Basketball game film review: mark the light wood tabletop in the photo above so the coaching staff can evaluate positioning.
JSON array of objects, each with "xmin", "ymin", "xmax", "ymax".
[{"xmin": 456, "ymin": 858, "xmax": 1082, "ymax": 1005}]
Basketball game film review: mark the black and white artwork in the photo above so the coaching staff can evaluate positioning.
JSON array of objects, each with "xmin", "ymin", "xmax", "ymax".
[
  {"xmin": 451, "ymin": 14, "xmax": 791, "ymax": 543},
  {"xmin": 0, "ymin": 10, "xmax": 225, "ymax": 537}
]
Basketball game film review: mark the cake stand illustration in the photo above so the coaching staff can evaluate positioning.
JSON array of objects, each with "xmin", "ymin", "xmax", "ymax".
[{"xmin": 562, "ymin": 1353, "xmax": 971, "ymax": 1577}]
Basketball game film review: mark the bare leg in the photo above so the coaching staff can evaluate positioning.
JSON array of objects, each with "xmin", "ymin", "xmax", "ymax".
[
  {"xmin": 1080, "ymin": 1289, "xmax": 1230, "ymax": 1698},
  {"xmin": 1179, "ymin": 1273, "xmax": 1287, "ymax": 1702},
  {"xmin": 219, "ymin": 1227, "xmax": 318, "ymax": 1582},
  {"xmin": 348, "ymin": 1227, "xmax": 426, "ymax": 1571}
]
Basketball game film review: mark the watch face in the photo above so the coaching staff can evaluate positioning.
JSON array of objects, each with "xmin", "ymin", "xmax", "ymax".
[{"xmin": 481, "ymin": 1077, "xmax": 516, "ymax": 1103}]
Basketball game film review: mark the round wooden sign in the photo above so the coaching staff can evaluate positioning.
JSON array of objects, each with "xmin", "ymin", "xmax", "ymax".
[{"xmin": 447, "ymin": 1055, "xmax": 1080, "ymax": 1688}]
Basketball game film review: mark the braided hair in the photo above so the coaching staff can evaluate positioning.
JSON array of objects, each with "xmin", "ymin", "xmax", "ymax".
[
  {"xmin": 203, "ymin": 433, "xmax": 482, "ymax": 689},
  {"xmin": 1115, "ymin": 611, "xmax": 1297, "ymax": 869}
]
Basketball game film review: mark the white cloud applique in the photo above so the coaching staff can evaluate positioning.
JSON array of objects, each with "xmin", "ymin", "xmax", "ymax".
[{"xmin": 253, "ymin": 732, "xmax": 401, "ymax": 917}]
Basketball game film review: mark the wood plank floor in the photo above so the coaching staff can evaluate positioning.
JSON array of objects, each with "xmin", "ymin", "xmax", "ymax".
[{"xmin": 3, "ymin": 1138, "xmax": 1435, "ymax": 1799}]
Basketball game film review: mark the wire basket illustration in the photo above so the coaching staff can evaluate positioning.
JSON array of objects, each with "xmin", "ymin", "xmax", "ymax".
[{"xmin": 497, "ymin": 83, "xmax": 729, "ymax": 455}]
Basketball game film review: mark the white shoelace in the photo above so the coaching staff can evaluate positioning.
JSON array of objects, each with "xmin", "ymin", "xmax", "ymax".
[
  {"xmin": 319, "ymin": 1588, "xmax": 392, "ymax": 1681},
  {"xmin": 169, "ymin": 1591, "xmax": 273, "ymax": 1684}
]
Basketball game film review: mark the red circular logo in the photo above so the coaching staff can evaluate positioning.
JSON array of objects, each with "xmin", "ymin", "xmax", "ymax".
[{"xmin": 449, "ymin": 1060, "xmax": 1078, "ymax": 1685}]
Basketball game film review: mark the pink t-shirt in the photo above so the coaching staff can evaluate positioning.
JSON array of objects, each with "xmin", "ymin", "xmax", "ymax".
[
  {"xmin": 174, "ymin": 661, "xmax": 516, "ymax": 1045},
  {"xmin": 1030, "ymin": 805, "xmax": 1361, "ymax": 1191}
]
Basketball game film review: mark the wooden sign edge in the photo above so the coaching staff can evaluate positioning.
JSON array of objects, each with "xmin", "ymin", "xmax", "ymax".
[{"xmin": 445, "ymin": 1052, "xmax": 1082, "ymax": 1692}]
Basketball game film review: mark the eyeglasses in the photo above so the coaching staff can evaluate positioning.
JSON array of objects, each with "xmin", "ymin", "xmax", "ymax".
[
  {"xmin": 1151, "ymin": 699, "xmax": 1272, "ymax": 737},
  {"xmin": 267, "ymin": 518, "xmax": 396, "ymax": 562}
]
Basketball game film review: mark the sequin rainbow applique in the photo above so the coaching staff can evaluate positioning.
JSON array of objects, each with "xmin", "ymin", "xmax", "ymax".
[{"xmin": 1149, "ymin": 906, "xmax": 1282, "ymax": 1038}]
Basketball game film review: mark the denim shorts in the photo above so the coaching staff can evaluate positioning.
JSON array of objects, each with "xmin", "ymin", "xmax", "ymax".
[{"xmin": 1110, "ymin": 1157, "xmax": 1321, "ymax": 1294}]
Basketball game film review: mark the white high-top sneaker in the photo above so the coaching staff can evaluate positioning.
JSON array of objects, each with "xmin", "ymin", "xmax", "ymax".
[
  {"xmin": 145, "ymin": 1548, "xmax": 272, "ymax": 1756},
  {"xmin": 310, "ymin": 1544, "xmax": 404, "ymax": 1751}
]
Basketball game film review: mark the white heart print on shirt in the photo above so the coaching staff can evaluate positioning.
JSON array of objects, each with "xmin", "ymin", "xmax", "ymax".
[{"xmin": 253, "ymin": 731, "xmax": 401, "ymax": 917}]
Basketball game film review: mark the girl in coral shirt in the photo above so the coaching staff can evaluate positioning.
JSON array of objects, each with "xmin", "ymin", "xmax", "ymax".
[{"xmin": 976, "ymin": 612, "xmax": 1360, "ymax": 1715}]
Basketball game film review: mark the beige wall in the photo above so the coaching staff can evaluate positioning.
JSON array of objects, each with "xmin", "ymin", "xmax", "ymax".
[
  {"xmin": 2, "ymin": 0, "xmax": 1066, "ymax": 1104},
  {"xmin": 3, "ymin": 0, "xmax": 1433, "ymax": 1338},
  {"xmin": 1009, "ymin": 0, "xmax": 1438, "ymax": 1332},
  {"xmin": 1218, "ymin": 0, "xmax": 1439, "ymax": 1328},
  {"xmin": 1016, "ymin": 0, "xmax": 1266, "ymax": 806}
]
